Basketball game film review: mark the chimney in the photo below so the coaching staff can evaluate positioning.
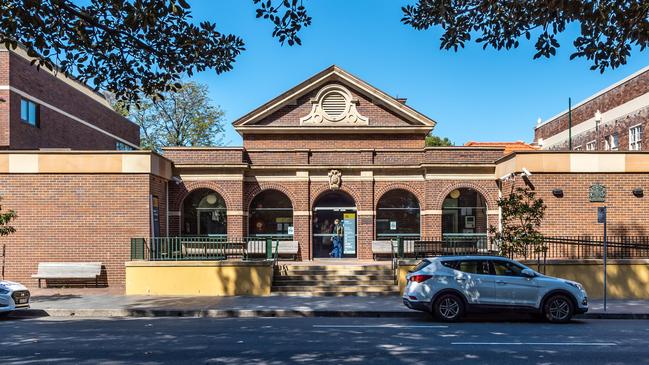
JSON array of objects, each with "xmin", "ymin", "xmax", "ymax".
[{"xmin": 396, "ymin": 97, "xmax": 407, "ymax": 105}]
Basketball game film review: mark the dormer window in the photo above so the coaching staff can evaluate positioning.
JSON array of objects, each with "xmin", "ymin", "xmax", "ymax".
[{"xmin": 300, "ymin": 84, "xmax": 369, "ymax": 126}]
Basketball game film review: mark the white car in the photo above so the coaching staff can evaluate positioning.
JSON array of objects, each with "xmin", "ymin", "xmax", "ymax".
[
  {"xmin": 403, "ymin": 256, "xmax": 588, "ymax": 323},
  {"xmin": 0, "ymin": 280, "xmax": 31, "ymax": 316}
]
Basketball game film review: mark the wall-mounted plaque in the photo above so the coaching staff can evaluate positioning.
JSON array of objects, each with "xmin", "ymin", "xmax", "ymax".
[{"xmin": 589, "ymin": 183, "xmax": 607, "ymax": 202}]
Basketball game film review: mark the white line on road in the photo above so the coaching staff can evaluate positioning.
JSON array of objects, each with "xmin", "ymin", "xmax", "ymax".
[
  {"xmin": 452, "ymin": 342, "xmax": 617, "ymax": 346},
  {"xmin": 313, "ymin": 325, "xmax": 448, "ymax": 329}
]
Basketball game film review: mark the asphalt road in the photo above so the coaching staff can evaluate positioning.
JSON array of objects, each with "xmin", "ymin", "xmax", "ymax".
[{"xmin": 1, "ymin": 316, "xmax": 649, "ymax": 364}]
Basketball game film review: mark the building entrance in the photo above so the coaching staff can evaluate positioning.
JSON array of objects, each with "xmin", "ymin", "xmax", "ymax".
[{"xmin": 312, "ymin": 191, "xmax": 357, "ymax": 259}]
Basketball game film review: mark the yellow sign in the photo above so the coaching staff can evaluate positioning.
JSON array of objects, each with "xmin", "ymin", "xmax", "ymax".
[{"xmin": 343, "ymin": 213, "xmax": 355, "ymax": 220}]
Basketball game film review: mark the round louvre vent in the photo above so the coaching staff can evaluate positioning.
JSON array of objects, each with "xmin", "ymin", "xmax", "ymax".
[{"xmin": 321, "ymin": 92, "xmax": 347, "ymax": 117}]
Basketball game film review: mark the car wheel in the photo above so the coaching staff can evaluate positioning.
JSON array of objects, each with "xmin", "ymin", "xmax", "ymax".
[
  {"xmin": 543, "ymin": 294, "xmax": 574, "ymax": 323},
  {"xmin": 433, "ymin": 293, "xmax": 464, "ymax": 322},
  {"xmin": 0, "ymin": 311, "xmax": 10, "ymax": 318}
]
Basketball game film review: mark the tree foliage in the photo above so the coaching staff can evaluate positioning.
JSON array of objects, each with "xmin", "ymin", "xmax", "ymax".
[
  {"xmin": 117, "ymin": 82, "xmax": 226, "ymax": 152},
  {"xmin": 0, "ymin": 197, "xmax": 17, "ymax": 237},
  {"xmin": 425, "ymin": 134, "xmax": 454, "ymax": 146},
  {"xmin": 254, "ymin": 0, "xmax": 312, "ymax": 46},
  {"xmin": 489, "ymin": 186, "xmax": 547, "ymax": 258},
  {"xmin": 401, "ymin": 1, "xmax": 649, "ymax": 72}
]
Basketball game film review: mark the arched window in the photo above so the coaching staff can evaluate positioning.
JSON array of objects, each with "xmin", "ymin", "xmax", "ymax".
[
  {"xmin": 249, "ymin": 190, "xmax": 293, "ymax": 238},
  {"xmin": 182, "ymin": 189, "xmax": 227, "ymax": 236},
  {"xmin": 442, "ymin": 188, "xmax": 488, "ymax": 246},
  {"xmin": 376, "ymin": 189, "xmax": 420, "ymax": 240}
]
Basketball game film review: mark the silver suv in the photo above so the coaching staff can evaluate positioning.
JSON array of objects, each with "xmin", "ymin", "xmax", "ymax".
[{"xmin": 403, "ymin": 256, "xmax": 588, "ymax": 323}]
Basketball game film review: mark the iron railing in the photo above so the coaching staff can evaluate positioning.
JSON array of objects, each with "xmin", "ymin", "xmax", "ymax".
[{"xmin": 130, "ymin": 236, "xmax": 292, "ymax": 261}]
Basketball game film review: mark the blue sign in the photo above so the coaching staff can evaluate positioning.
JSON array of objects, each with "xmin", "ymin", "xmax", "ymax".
[
  {"xmin": 597, "ymin": 207, "xmax": 607, "ymax": 224},
  {"xmin": 343, "ymin": 213, "xmax": 356, "ymax": 254}
]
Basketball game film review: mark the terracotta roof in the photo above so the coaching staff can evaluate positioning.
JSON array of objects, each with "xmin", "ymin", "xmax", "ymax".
[{"xmin": 464, "ymin": 141, "xmax": 539, "ymax": 155}]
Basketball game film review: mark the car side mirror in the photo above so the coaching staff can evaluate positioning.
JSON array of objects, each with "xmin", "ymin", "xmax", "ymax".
[{"xmin": 521, "ymin": 268, "xmax": 536, "ymax": 278}]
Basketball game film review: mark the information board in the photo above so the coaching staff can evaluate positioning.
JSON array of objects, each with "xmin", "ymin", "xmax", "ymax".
[{"xmin": 343, "ymin": 212, "xmax": 356, "ymax": 254}]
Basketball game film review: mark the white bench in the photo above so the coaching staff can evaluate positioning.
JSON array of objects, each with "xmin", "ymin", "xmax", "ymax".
[
  {"xmin": 32, "ymin": 262, "xmax": 102, "ymax": 288},
  {"xmin": 273, "ymin": 240, "xmax": 299, "ymax": 261},
  {"xmin": 372, "ymin": 240, "xmax": 396, "ymax": 260},
  {"xmin": 246, "ymin": 240, "xmax": 299, "ymax": 260},
  {"xmin": 372, "ymin": 240, "xmax": 416, "ymax": 259}
]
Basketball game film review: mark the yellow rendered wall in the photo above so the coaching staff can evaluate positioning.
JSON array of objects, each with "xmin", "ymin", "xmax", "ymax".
[
  {"xmin": 398, "ymin": 262, "xmax": 649, "ymax": 299},
  {"xmin": 125, "ymin": 262, "xmax": 273, "ymax": 296}
]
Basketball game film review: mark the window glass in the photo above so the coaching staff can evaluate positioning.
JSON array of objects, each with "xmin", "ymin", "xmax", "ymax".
[
  {"xmin": 249, "ymin": 190, "xmax": 293, "ymax": 237},
  {"xmin": 20, "ymin": 98, "xmax": 39, "ymax": 127},
  {"xmin": 491, "ymin": 260, "xmax": 525, "ymax": 276},
  {"xmin": 413, "ymin": 259, "xmax": 432, "ymax": 272},
  {"xmin": 116, "ymin": 142, "xmax": 135, "ymax": 151},
  {"xmin": 630, "ymin": 126, "xmax": 642, "ymax": 151},
  {"xmin": 376, "ymin": 189, "xmax": 420, "ymax": 240},
  {"xmin": 182, "ymin": 189, "xmax": 227, "ymax": 236},
  {"xmin": 586, "ymin": 141, "xmax": 596, "ymax": 151},
  {"xmin": 442, "ymin": 188, "xmax": 488, "ymax": 247},
  {"xmin": 441, "ymin": 260, "xmax": 459, "ymax": 270},
  {"xmin": 458, "ymin": 260, "xmax": 490, "ymax": 275}
]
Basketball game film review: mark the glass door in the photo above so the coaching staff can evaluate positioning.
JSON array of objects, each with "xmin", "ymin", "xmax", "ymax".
[{"xmin": 312, "ymin": 207, "xmax": 357, "ymax": 258}]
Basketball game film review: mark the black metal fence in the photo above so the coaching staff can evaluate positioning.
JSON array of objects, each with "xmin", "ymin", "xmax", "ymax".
[
  {"xmin": 403, "ymin": 235, "xmax": 649, "ymax": 260},
  {"xmin": 130, "ymin": 236, "xmax": 291, "ymax": 261}
]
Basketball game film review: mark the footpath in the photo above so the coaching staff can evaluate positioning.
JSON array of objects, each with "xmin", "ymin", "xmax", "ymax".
[{"xmin": 13, "ymin": 289, "xmax": 649, "ymax": 320}]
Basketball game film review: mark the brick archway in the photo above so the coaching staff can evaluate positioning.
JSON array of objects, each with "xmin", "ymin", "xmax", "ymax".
[
  {"xmin": 171, "ymin": 181, "xmax": 233, "ymax": 212},
  {"xmin": 375, "ymin": 183, "xmax": 424, "ymax": 210},
  {"xmin": 310, "ymin": 184, "xmax": 361, "ymax": 210},
  {"xmin": 244, "ymin": 183, "xmax": 297, "ymax": 212},
  {"xmin": 435, "ymin": 182, "xmax": 494, "ymax": 210}
]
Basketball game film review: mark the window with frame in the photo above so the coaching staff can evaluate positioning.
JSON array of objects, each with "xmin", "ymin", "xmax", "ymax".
[
  {"xmin": 20, "ymin": 98, "xmax": 39, "ymax": 127},
  {"xmin": 458, "ymin": 260, "xmax": 490, "ymax": 275},
  {"xmin": 586, "ymin": 141, "xmax": 596, "ymax": 151},
  {"xmin": 629, "ymin": 125, "xmax": 642, "ymax": 151},
  {"xmin": 604, "ymin": 133, "xmax": 619, "ymax": 151}
]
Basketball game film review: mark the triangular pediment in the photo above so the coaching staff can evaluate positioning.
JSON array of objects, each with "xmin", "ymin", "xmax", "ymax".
[{"xmin": 233, "ymin": 65, "xmax": 436, "ymax": 135}]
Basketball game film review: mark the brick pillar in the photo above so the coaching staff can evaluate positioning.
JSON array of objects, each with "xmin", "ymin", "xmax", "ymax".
[
  {"xmin": 228, "ymin": 178, "xmax": 245, "ymax": 239},
  {"xmin": 295, "ymin": 171, "xmax": 310, "ymax": 260},
  {"xmin": 357, "ymin": 172, "xmax": 375, "ymax": 260}
]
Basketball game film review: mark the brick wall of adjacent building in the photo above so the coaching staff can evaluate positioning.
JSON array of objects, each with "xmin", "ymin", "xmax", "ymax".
[
  {"xmin": 535, "ymin": 68, "xmax": 649, "ymax": 143},
  {"xmin": 549, "ymin": 106, "xmax": 649, "ymax": 151},
  {"xmin": 1, "ymin": 51, "xmax": 140, "ymax": 150},
  {"xmin": 535, "ymin": 67, "xmax": 649, "ymax": 151},
  {"xmin": 0, "ymin": 52, "xmax": 9, "ymax": 147},
  {"xmin": 503, "ymin": 173, "xmax": 649, "ymax": 236},
  {"xmin": 0, "ymin": 174, "xmax": 159, "ymax": 287}
]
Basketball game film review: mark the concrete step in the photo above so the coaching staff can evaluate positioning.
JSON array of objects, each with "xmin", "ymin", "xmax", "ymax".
[
  {"xmin": 275, "ymin": 269, "xmax": 394, "ymax": 276},
  {"xmin": 270, "ymin": 291, "xmax": 400, "ymax": 297},
  {"xmin": 276, "ymin": 265, "xmax": 392, "ymax": 272},
  {"xmin": 273, "ymin": 274, "xmax": 395, "ymax": 281},
  {"xmin": 272, "ymin": 279, "xmax": 397, "ymax": 286},
  {"xmin": 271, "ymin": 285, "xmax": 399, "ymax": 293}
]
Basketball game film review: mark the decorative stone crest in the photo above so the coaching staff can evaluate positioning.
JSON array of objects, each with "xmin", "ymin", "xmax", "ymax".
[
  {"xmin": 589, "ymin": 183, "xmax": 607, "ymax": 202},
  {"xmin": 300, "ymin": 84, "xmax": 369, "ymax": 126},
  {"xmin": 328, "ymin": 169, "xmax": 342, "ymax": 190}
]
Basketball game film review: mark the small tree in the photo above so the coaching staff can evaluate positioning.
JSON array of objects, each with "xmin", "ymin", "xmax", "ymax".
[
  {"xmin": 0, "ymin": 197, "xmax": 17, "ymax": 237},
  {"xmin": 0, "ymin": 197, "xmax": 15, "ymax": 280},
  {"xmin": 489, "ymin": 186, "xmax": 546, "ymax": 259}
]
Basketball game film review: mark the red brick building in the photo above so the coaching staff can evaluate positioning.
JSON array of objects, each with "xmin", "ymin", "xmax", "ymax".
[
  {"xmin": 2, "ymin": 64, "xmax": 649, "ymax": 288},
  {"xmin": 0, "ymin": 48, "xmax": 139, "ymax": 150},
  {"xmin": 535, "ymin": 65, "xmax": 649, "ymax": 152}
]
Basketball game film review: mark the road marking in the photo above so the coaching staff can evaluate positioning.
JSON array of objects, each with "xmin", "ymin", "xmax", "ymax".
[
  {"xmin": 313, "ymin": 325, "xmax": 448, "ymax": 329},
  {"xmin": 452, "ymin": 342, "xmax": 617, "ymax": 346}
]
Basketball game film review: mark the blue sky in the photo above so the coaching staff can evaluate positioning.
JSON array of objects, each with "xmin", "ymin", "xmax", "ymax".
[{"xmin": 188, "ymin": 1, "xmax": 649, "ymax": 146}]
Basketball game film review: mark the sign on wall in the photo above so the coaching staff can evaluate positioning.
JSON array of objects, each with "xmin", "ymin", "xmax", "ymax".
[
  {"xmin": 343, "ymin": 212, "xmax": 356, "ymax": 254},
  {"xmin": 590, "ymin": 183, "xmax": 607, "ymax": 202}
]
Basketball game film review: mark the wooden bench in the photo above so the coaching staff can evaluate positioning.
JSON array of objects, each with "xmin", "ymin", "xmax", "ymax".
[
  {"xmin": 32, "ymin": 262, "xmax": 102, "ymax": 288},
  {"xmin": 273, "ymin": 240, "xmax": 299, "ymax": 261}
]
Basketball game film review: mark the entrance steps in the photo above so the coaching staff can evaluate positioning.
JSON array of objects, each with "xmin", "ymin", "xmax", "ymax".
[{"xmin": 271, "ymin": 263, "xmax": 399, "ymax": 297}]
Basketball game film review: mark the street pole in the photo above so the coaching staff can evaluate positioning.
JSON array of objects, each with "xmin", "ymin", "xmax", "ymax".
[
  {"xmin": 568, "ymin": 97, "xmax": 572, "ymax": 151},
  {"xmin": 597, "ymin": 206, "xmax": 607, "ymax": 312}
]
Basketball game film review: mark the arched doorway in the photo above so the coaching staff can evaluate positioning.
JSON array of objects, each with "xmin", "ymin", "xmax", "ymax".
[
  {"xmin": 376, "ymin": 189, "xmax": 421, "ymax": 241},
  {"xmin": 248, "ymin": 190, "xmax": 294, "ymax": 238},
  {"xmin": 312, "ymin": 191, "xmax": 357, "ymax": 258},
  {"xmin": 442, "ymin": 188, "xmax": 488, "ymax": 248},
  {"xmin": 182, "ymin": 189, "xmax": 227, "ymax": 237}
]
